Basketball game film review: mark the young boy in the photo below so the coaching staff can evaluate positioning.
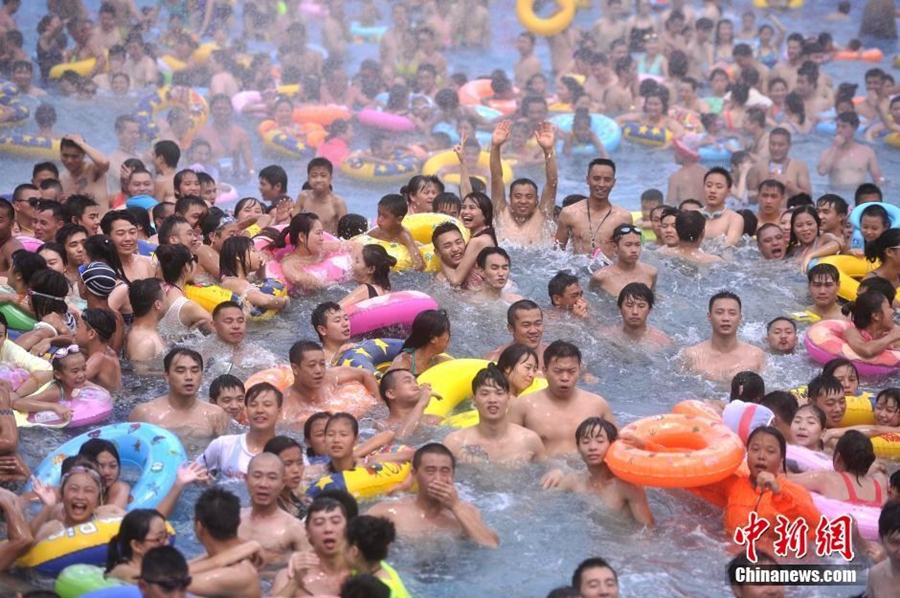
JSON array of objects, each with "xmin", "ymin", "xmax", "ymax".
[
  {"xmin": 258, "ymin": 165, "xmax": 288, "ymax": 204},
  {"xmin": 866, "ymin": 500, "xmax": 900, "ymax": 598},
  {"xmin": 336, "ymin": 213, "xmax": 368, "ymax": 240},
  {"xmin": 293, "ymin": 158, "xmax": 347, "ymax": 235},
  {"xmin": 803, "ymin": 263, "xmax": 846, "ymax": 321},
  {"xmin": 74, "ymin": 308, "xmax": 121, "ymax": 392},
  {"xmin": 549, "ymin": 417, "xmax": 654, "ymax": 527},
  {"xmin": 209, "ymin": 374, "xmax": 246, "ymax": 424},
  {"xmin": 378, "ymin": 368, "xmax": 435, "ymax": 436},
  {"xmin": 367, "ymin": 194, "xmax": 425, "ymax": 271},
  {"xmin": 152, "ymin": 140, "xmax": 181, "ymax": 203},
  {"xmin": 590, "ymin": 224, "xmax": 658, "ymax": 297},
  {"xmin": 59, "ymin": 134, "xmax": 110, "ymax": 210}
]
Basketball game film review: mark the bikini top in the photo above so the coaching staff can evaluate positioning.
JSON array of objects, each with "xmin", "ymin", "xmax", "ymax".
[{"xmin": 839, "ymin": 472, "xmax": 883, "ymax": 508}]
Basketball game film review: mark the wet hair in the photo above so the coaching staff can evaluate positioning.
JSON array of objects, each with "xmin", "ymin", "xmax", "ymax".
[
  {"xmin": 675, "ymin": 210, "xmax": 705, "ymax": 243},
  {"xmin": 835, "ymin": 430, "xmax": 876, "ymax": 481},
  {"xmin": 218, "ymin": 236, "xmax": 254, "ymax": 278},
  {"xmin": 461, "ymin": 192, "xmax": 497, "ymax": 246},
  {"xmin": 544, "ymin": 340, "xmax": 581, "ymax": 366},
  {"xmin": 172, "ymin": 169, "xmax": 198, "ymax": 197},
  {"xmin": 29, "ymin": 269, "xmax": 68, "ymax": 319},
  {"xmin": 289, "ymin": 340, "xmax": 323, "ymax": 367},
  {"xmin": 55, "ymin": 223, "xmax": 88, "ymax": 248},
  {"xmin": 855, "ymin": 183, "xmax": 883, "ymax": 205},
  {"xmin": 303, "ymin": 411, "xmax": 332, "ymax": 457},
  {"xmin": 377, "ymin": 193, "xmax": 408, "ymax": 219},
  {"xmin": 786, "ymin": 205, "xmax": 821, "ymax": 253},
  {"xmin": 617, "ymin": 282, "xmax": 654, "ymax": 309},
  {"xmin": 337, "ymin": 213, "xmax": 369, "ymax": 240},
  {"xmin": 129, "ymin": 278, "xmax": 163, "ymax": 318},
  {"xmin": 325, "ymin": 412, "xmax": 359, "ymax": 439},
  {"xmin": 105, "ymin": 509, "xmax": 164, "ymax": 573},
  {"xmin": 575, "ymin": 417, "xmax": 618, "ymax": 444},
  {"xmin": 307, "ymin": 495, "xmax": 350, "ymax": 522},
  {"xmin": 572, "ymin": 557, "xmax": 618, "ymax": 588},
  {"xmin": 766, "ymin": 316, "xmax": 797, "ymax": 334},
  {"xmin": 816, "ymin": 193, "xmax": 849, "ymax": 216},
  {"xmin": 195, "ymin": 487, "xmax": 240, "ymax": 540},
  {"xmin": 842, "ymin": 290, "xmax": 889, "ymax": 330},
  {"xmin": 433, "ymin": 193, "xmax": 461, "ymax": 215},
  {"xmin": 861, "ymin": 203, "xmax": 890, "ymax": 230},
  {"xmin": 340, "ymin": 574, "xmax": 389, "ymax": 598},
  {"xmin": 747, "ymin": 426, "xmax": 787, "ymax": 473},
  {"xmin": 822, "ymin": 357, "xmax": 858, "ymax": 382},
  {"xmin": 276, "ymin": 212, "xmax": 320, "ymax": 250},
  {"xmin": 476, "ymin": 246, "xmax": 510, "ymax": 270},
  {"xmin": 209, "ymin": 374, "xmax": 244, "ymax": 401},
  {"xmin": 857, "ymin": 276, "xmax": 897, "ymax": 305},
  {"xmin": 496, "ymin": 343, "xmax": 538, "ymax": 377},
  {"xmin": 153, "ymin": 140, "xmax": 180, "ymax": 168},
  {"xmin": 472, "ymin": 363, "xmax": 509, "ymax": 394},
  {"xmin": 360, "ymin": 245, "xmax": 395, "ymax": 291},
  {"xmin": 548, "ymin": 271, "xmax": 579, "ymax": 304},
  {"xmin": 38, "ymin": 241, "xmax": 66, "ymax": 266},
  {"xmin": 879, "ymin": 500, "xmax": 900, "ymax": 539},
  {"xmin": 99, "ymin": 210, "xmax": 137, "ymax": 237},
  {"xmin": 412, "ymin": 442, "xmax": 456, "ymax": 471},
  {"xmin": 866, "ymin": 228, "xmax": 900, "ymax": 264},
  {"xmin": 508, "ymin": 299, "xmax": 542, "ymax": 327},
  {"xmin": 10, "ymin": 249, "xmax": 46, "ymax": 286},
  {"xmin": 264, "ymin": 435, "xmax": 304, "ymax": 458},
  {"xmin": 795, "ymin": 403, "xmax": 827, "ymax": 432},
  {"xmin": 430, "ymin": 221, "xmax": 464, "ymax": 248},
  {"xmin": 163, "ymin": 347, "xmax": 203, "ymax": 372},
  {"xmin": 704, "ymin": 166, "xmax": 733, "ymax": 188},
  {"xmin": 246, "ymin": 382, "xmax": 283, "ymax": 409},
  {"xmin": 808, "ymin": 374, "xmax": 844, "ymax": 401},
  {"xmin": 402, "ymin": 309, "xmax": 450, "ymax": 352},
  {"xmin": 155, "ymin": 243, "xmax": 194, "ymax": 285},
  {"xmin": 81, "ymin": 308, "xmax": 116, "ymax": 343},
  {"xmin": 760, "ymin": 391, "xmax": 798, "ymax": 426},
  {"xmin": 730, "ymin": 372, "xmax": 765, "ymax": 403},
  {"xmin": 737, "ymin": 210, "xmax": 757, "ymax": 237},
  {"xmin": 310, "ymin": 302, "xmax": 342, "ymax": 342},
  {"xmin": 727, "ymin": 550, "xmax": 780, "ymax": 586},
  {"xmin": 259, "ymin": 165, "xmax": 288, "ymax": 194},
  {"xmin": 140, "ymin": 545, "xmax": 188, "ymax": 588},
  {"xmin": 379, "ymin": 368, "xmax": 411, "ymax": 405},
  {"xmin": 758, "ymin": 179, "xmax": 785, "ymax": 197},
  {"xmin": 346, "ymin": 515, "xmax": 396, "ymax": 563}
]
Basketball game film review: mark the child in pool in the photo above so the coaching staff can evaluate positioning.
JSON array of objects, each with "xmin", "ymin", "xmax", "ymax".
[
  {"xmin": 822, "ymin": 358, "xmax": 860, "ymax": 397},
  {"xmin": 846, "ymin": 203, "xmax": 890, "ymax": 257},
  {"xmin": 545, "ymin": 417, "xmax": 654, "ymax": 527},
  {"xmin": 209, "ymin": 374, "xmax": 246, "ymax": 424},
  {"xmin": 842, "ymin": 291, "xmax": 900, "ymax": 361},
  {"xmin": 78, "ymin": 438, "xmax": 130, "ymax": 510},
  {"xmin": 562, "ymin": 109, "xmax": 608, "ymax": 158},
  {"xmin": 365, "ymin": 193, "xmax": 425, "ymax": 271},
  {"xmin": 303, "ymin": 412, "xmax": 403, "ymax": 480},
  {"xmin": 789, "ymin": 403, "xmax": 827, "ymax": 453},
  {"xmin": 12, "ymin": 346, "xmax": 107, "ymax": 422},
  {"xmin": 340, "ymin": 244, "xmax": 396, "ymax": 309}
]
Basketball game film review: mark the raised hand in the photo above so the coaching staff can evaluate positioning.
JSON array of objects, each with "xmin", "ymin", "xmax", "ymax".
[
  {"xmin": 534, "ymin": 121, "xmax": 556, "ymax": 151},
  {"xmin": 492, "ymin": 120, "xmax": 512, "ymax": 146},
  {"xmin": 32, "ymin": 477, "xmax": 57, "ymax": 507},
  {"xmin": 176, "ymin": 461, "xmax": 210, "ymax": 487},
  {"xmin": 453, "ymin": 132, "xmax": 469, "ymax": 164}
]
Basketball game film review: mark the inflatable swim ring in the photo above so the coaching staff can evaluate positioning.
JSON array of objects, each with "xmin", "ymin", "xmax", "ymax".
[
  {"xmin": 293, "ymin": 105, "xmax": 351, "ymax": 127},
  {"xmin": 621, "ymin": 122, "xmax": 672, "ymax": 147},
  {"xmin": 247, "ymin": 278, "xmax": 289, "ymax": 322},
  {"xmin": 785, "ymin": 444, "xmax": 833, "ymax": 473},
  {"xmin": 0, "ymin": 284, "xmax": 37, "ymax": 331},
  {"xmin": 0, "ymin": 134, "xmax": 60, "ymax": 160},
  {"xmin": 422, "ymin": 150, "xmax": 515, "ymax": 186},
  {"xmin": 442, "ymin": 376, "xmax": 548, "ymax": 428},
  {"xmin": 357, "ymin": 108, "xmax": 416, "ymax": 133},
  {"xmin": 29, "ymin": 422, "xmax": 187, "ymax": 511},
  {"xmin": 671, "ymin": 399, "xmax": 723, "ymax": 420},
  {"xmin": 340, "ymin": 152, "xmax": 420, "ymax": 184},
  {"xmin": 132, "ymin": 87, "xmax": 208, "ymax": 142},
  {"xmin": 184, "ymin": 283, "xmax": 240, "ymax": 314},
  {"xmin": 231, "ymin": 85, "xmax": 301, "ymax": 116},
  {"xmin": 56, "ymin": 564, "xmax": 125, "ymax": 598},
  {"xmin": 353, "ymin": 213, "xmax": 469, "ymax": 272},
  {"xmin": 811, "ymin": 492, "xmax": 878, "ymax": 541},
  {"xmin": 49, "ymin": 57, "xmax": 103, "ymax": 80},
  {"xmin": 516, "ymin": 0, "xmax": 576, "ymax": 36},
  {"xmin": 346, "ymin": 291, "xmax": 439, "ymax": 337},
  {"xmin": 605, "ymin": 413, "xmax": 745, "ymax": 488},
  {"xmin": 335, "ymin": 338, "xmax": 405, "ymax": 376},
  {"xmin": 805, "ymin": 319, "xmax": 900, "ymax": 377},
  {"xmin": 266, "ymin": 252, "xmax": 352, "ymax": 293},
  {"xmin": 350, "ymin": 22, "xmax": 388, "ymax": 43},
  {"xmin": 458, "ymin": 80, "xmax": 519, "ymax": 116},
  {"xmin": 752, "ymin": 0, "xmax": 802, "ymax": 7},
  {"xmin": 872, "ymin": 433, "xmax": 900, "ymax": 460},
  {"xmin": 259, "ymin": 128, "xmax": 313, "ymax": 160},
  {"xmin": 15, "ymin": 383, "xmax": 112, "ymax": 429},
  {"xmin": 812, "ymin": 255, "xmax": 878, "ymax": 301},
  {"xmin": 306, "ymin": 460, "xmax": 410, "ymax": 499},
  {"xmin": 834, "ymin": 49, "xmax": 885, "ymax": 62},
  {"xmin": 550, "ymin": 112, "xmax": 622, "ymax": 153}
]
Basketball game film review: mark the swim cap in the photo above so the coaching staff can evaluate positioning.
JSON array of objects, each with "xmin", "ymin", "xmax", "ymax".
[
  {"xmin": 723, "ymin": 400, "xmax": 775, "ymax": 444},
  {"xmin": 81, "ymin": 262, "xmax": 118, "ymax": 298}
]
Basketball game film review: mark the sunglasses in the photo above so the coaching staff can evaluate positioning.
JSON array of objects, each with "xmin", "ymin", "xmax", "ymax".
[
  {"xmin": 14, "ymin": 197, "xmax": 39, "ymax": 207},
  {"xmin": 140, "ymin": 576, "xmax": 192, "ymax": 592}
]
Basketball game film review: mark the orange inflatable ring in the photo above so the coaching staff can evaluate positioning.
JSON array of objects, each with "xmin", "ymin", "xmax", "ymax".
[
  {"xmin": 671, "ymin": 399, "xmax": 723, "ymax": 420},
  {"xmin": 605, "ymin": 414, "xmax": 745, "ymax": 488},
  {"xmin": 245, "ymin": 365, "xmax": 293, "ymax": 392},
  {"xmin": 244, "ymin": 367, "xmax": 379, "ymax": 420},
  {"xmin": 293, "ymin": 105, "xmax": 352, "ymax": 127},
  {"xmin": 458, "ymin": 80, "xmax": 519, "ymax": 116},
  {"xmin": 834, "ymin": 49, "xmax": 884, "ymax": 62}
]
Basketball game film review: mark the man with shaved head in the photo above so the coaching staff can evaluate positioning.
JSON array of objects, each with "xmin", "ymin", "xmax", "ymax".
[{"xmin": 238, "ymin": 452, "xmax": 310, "ymax": 568}]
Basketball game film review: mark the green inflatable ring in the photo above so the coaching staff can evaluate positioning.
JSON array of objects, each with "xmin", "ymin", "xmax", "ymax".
[
  {"xmin": 56, "ymin": 564, "xmax": 125, "ymax": 598},
  {"xmin": 0, "ymin": 284, "xmax": 36, "ymax": 331}
]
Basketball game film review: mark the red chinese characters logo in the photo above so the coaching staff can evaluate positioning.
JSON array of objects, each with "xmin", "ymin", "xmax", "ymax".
[{"xmin": 734, "ymin": 514, "xmax": 854, "ymax": 562}]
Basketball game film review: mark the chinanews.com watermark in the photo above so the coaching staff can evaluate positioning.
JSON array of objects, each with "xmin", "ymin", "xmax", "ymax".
[{"xmin": 733, "ymin": 512, "xmax": 863, "ymax": 586}]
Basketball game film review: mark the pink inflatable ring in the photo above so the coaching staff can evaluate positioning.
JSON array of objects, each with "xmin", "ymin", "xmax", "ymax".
[
  {"xmin": 805, "ymin": 320, "xmax": 900, "ymax": 377},
  {"xmin": 346, "ymin": 291, "xmax": 439, "ymax": 337}
]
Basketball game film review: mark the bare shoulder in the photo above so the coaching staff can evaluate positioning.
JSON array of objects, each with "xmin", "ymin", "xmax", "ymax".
[
  {"xmin": 611, "ymin": 205, "xmax": 633, "ymax": 221},
  {"xmin": 513, "ymin": 423, "xmax": 543, "ymax": 444}
]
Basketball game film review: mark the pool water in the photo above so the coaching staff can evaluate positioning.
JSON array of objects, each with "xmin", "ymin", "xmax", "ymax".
[{"xmin": 6, "ymin": 1, "xmax": 900, "ymax": 596}]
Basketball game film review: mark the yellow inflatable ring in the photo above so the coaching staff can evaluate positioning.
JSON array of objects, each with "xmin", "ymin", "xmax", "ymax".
[
  {"xmin": 340, "ymin": 151, "xmax": 421, "ymax": 184},
  {"xmin": 0, "ymin": 134, "xmax": 60, "ymax": 159},
  {"xmin": 422, "ymin": 150, "xmax": 514, "ymax": 187},
  {"xmin": 132, "ymin": 86, "xmax": 209, "ymax": 143},
  {"xmin": 49, "ymin": 55, "xmax": 107, "ymax": 80},
  {"xmin": 516, "ymin": 0, "xmax": 577, "ymax": 37},
  {"xmin": 352, "ymin": 213, "xmax": 469, "ymax": 273},
  {"xmin": 443, "ymin": 377, "xmax": 548, "ymax": 428},
  {"xmin": 752, "ymin": 0, "xmax": 803, "ymax": 7},
  {"xmin": 815, "ymin": 255, "xmax": 879, "ymax": 302},
  {"xmin": 306, "ymin": 459, "xmax": 411, "ymax": 499},
  {"xmin": 871, "ymin": 434, "xmax": 900, "ymax": 460}
]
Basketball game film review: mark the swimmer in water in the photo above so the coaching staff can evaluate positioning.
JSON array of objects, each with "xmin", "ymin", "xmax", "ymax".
[
  {"xmin": 806, "ymin": 374, "xmax": 847, "ymax": 430},
  {"xmin": 789, "ymin": 403, "xmax": 827, "ymax": 453},
  {"xmin": 682, "ymin": 292, "xmax": 766, "ymax": 382},
  {"xmin": 756, "ymin": 223, "xmax": 787, "ymax": 260},
  {"xmin": 485, "ymin": 300, "xmax": 550, "ymax": 371},
  {"xmin": 208, "ymin": 374, "xmax": 246, "ymax": 425},
  {"xmin": 590, "ymin": 224, "xmax": 658, "ymax": 297},
  {"xmin": 378, "ymin": 368, "xmax": 438, "ymax": 436},
  {"xmin": 803, "ymin": 263, "xmax": 846, "ymax": 321},
  {"xmin": 765, "ymin": 317, "xmax": 798, "ymax": 355},
  {"xmin": 466, "ymin": 247, "xmax": 523, "ymax": 304},
  {"xmin": 605, "ymin": 283, "xmax": 671, "ymax": 348},
  {"xmin": 443, "ymin": 365, "xmax": 547, "ymax": 465},
  {"xmin": 311, "ymin": 302, "xmax": 353, "ymax": 366},
  {"xmin": 548, "ymin": 271, "xmax": 589, "ymax": 319},
  {"xmin": 544, "ymin": 417, "xmax": 654, "ymax": 527},
  {"xmin": 508, "ymin": 341, "xmax": 615, "ymax": 455},
  {"xmin": 365, "ymin": 443, "xmax": 500, "ymax": 548},
  {"xmin": 293, "ymin": 158, "xmax": 348, "ymax": 236}
]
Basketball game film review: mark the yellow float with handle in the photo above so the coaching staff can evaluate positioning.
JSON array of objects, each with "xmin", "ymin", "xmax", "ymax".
[
  {"xmin": 516, "ymin": 0, "xmax": 577, "ymax": 37},
  {"xmin": 443, "ymin": 376, "xmax": 548, "ymax": 428},
  {"xmin": 814, "ymin": 255, "xmax": 879, "ymax": 302},
  {"xmin": 352, "ymin": 213, "xmax": 469, "ymax": 273},
  {"xmin": 305, "ymin": 445, "xmax": 413, "ymax": 499},
  {"xmin": 132, "ymin": 86, "xmax": 209, "ymax": 143},
  {"xmin": 422, "ymin": 150, "xmax": 514, "ymax": 187},
  {"xmin": 49, "ymin": 55, "xmax": 106, "ymax": 80},
  {"xmin": 752, "ymin": 0, "xmax": 803, "ymax": 8}
]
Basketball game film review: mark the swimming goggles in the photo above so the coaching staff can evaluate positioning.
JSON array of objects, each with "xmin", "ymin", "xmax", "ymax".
[
  {"xmin": 612, "ymin": 224, "xmax": 642, "ymax": 240},
  {"xmin": 52, "ymin": 345, "xmax": 81, "ymax": 360}
]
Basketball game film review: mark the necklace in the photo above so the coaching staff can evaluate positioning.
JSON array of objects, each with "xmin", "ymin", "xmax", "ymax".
[{"xmin": 585, "ymin": 200, "xmax": 612, "ymax": 252}]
